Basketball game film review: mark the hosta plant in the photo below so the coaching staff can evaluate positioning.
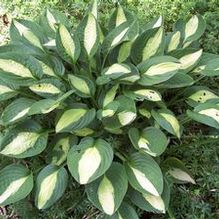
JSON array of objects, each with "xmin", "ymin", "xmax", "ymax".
[{"xmin": 0, "ymin": 1, "xmax": 219, "ymax": 217}]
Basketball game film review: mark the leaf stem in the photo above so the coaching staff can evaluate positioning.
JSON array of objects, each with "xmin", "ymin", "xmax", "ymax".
[
  {"xmin": 181, "ymin": 116, "xmax": 192, "ymax": 125},
  {"xmin": 115, "ymin": 152, "xmax": 126, "ymax": 162},
  {"xmin": 46, "ymin": 129, "xmax": 55, "ymax": 134},
  {"xmin": 61, "ymin": 161, "xmax": 67, "ymax": 168},
  {"xmin": 194, "ymin": 74, "xmax": 206, "ymax": 83},
  {"xmin": 101, "ymin": 51, "xmax": 109, "ymax": 71},
  {"xmin": 167, "ymin": 89, "xmax": 186, "ymax": 106},
  {"xmin": 18, "ymin": 90, "xmax": 40, "ymax": 100},
  {"xmin": 88, "ymin": 59, "xmax": 94, "ymax": 80},
  {"xmin": 91, "ymin": 96, "xmax": 99, "ymax": 108},
  {"xmin": 72, "ymin": 63, "xmax": 77, "ymax": 74},
  {"xmin": 167, "ymin": 208, "xmax": 176, "ymax": 219}
]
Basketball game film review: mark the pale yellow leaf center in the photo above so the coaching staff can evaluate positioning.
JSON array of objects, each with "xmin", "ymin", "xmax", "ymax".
[
  {"xmin": 131, "ymin": 167, "xmax": 159, "ymax": 196},
  {"xmin": 38, "ymin": 61, "xmax": 56, "ymax": 77},
  {"xmin": 116, "ymin": 6, "xmax": 127, "ymax": 27},
  {"xmin": 84, "ymin": 14, "xmax": 97, "ymax": 55},
  {"xmin": 160, "ymin": 112, "xmax": 180, "ymax": 138},
  {"xmin": 134, "ymin": 89, "xmax": 161, "ymax": 101},
  {"xmin": 189, "ymin": 90, "xmax": 218, "ymax": 103},
  {"xmin": 199, "ymin": 108, "xmax": 219, "ymax": 123},
  {"xmin": 103, "ymin": 84, "xmax": 119, "ymax": 107},
  {"xmin": 69, "ymin": 75, "xmax": 90, "ymax": 95},
  {"xmin": 145, "ymin": 62, "xmax": 180, "ymax": 76},
  {"xmin": 78, "ymin": 147, "xmax": 101, "ymax": 184},
  {"xmin": 111, "ymin": 27, "xmax": 129, "ymax": 47},
  {"xmin": 143, "ymin": 193, "xmax": 165, "ymax": 213},
  {"xmin": 9, "ymin": 107, "xmax": 30, "ymax": 122},
  {"xmin": 102, "ymin": 109, "xmax": 115, "ymax": 118},
  {"xmin": 60, "ymin": 25, "xmax": 76, "ymax": 61},
  {"xmin": 180, "ymin": 49, "xmax": 202, "ymax": 70},
  {"xmin": 56, "ymin": 108, "xmax": 87, "ymax": 132},
  {"xmin": 0, "ymin": 132, "xmax": 40, "ymax": 156},
  {"xmin": 138, "ymin": 137, "xmax": 150, "ymax": 150},
  {"xmin": 167, "ymin": 31, "xmax": 181, "ymax": 52},
  {"xmin": 37, "ymin": 170, "xmax": 58, "ymax": 209},
  {"xmin": 105, "ymin": 64, "xmax": 130, "ymax": 75},
  {"xmin": 185, "ymin": 15, "xmax": 199, "ymax": 40},
  {"xmin": 118, "ymin": 111, "xmax": 136, "ymax": 126},
  {"xmin": 30, "ymin": 83, "xmax": 61, "ymax": 94},
  {"xmin": 153, "ymin": 16, "xmax": 163, "ymax": 28},
  {"xmin": 98, "ymin": 176, "xmax": 115, "ymax": 215},
  {"xmin": 142, "ymin": 27, "xmax": 163, "ymax": 61},
  {"xmin": 0, "ymin": 176, "xmax": 28, "ymax": 204},
  {"xmin": 0, "ymin": 85, "xmax": 14, "ymax": 94},
  {"xmin": 13, "ymin": 20, "xmax": 28, "ymax": 35},
  {"xmin": 46, "ymin": 9, "xmax": 57, "ymax": 31},
  {"xmin": 169, "ymin": 168, "xmax": 195, "ymax": 184},
  {"xmin": 0, "ymin": 59, "xmax": 33, "ymax": 78},
  {"xmin": 118, "ymin": 213, "xmax": 124, "ymax": 219}
]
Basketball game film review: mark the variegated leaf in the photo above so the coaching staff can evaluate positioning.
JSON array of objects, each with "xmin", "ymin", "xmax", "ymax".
[
  {"xmin": 169, "ymin": 48, "xmax": 202, "ymax": 74},
  {"xmin": 125, "ymin": 152, "xmax": 163, "ymax": 196},
  {"xmin": 68, "ymin": 74, "xmax": 95, "ymax": 98},
  {"xmin": 86, "ymin": 162, "xmax": 128, "ymax": 215},
  {"xmin": 137, "ymin": 56, "xmax": 180, "ymax": 85},
  {"xmin": 56, "ymin": 24, "xmax": 80, "ymax": 63},
  {"xmin": 28, "ymin": 90, "xmax": 74, "ymax": 116},
  {"xmin": 97, "ymin": 63, "xmax": 139, "ymax": 85},
  {"xmin": 67, "ymin": 137, "xmax": 113, "ymax": 184},
  {"xmin": 0, "ymin": 80, "xmax": 18, "ymax": 101},
  {"xmin": 187, "ymin": 102, "xmax": 219, "ymax": 129},
  {"xmin": 141, "ymin": 16, "xmax": 163, "ymax": 32},
  {"xmin": 35, "ymin": 164, "xmax": 68, "ymax": 209},
  {"xmin": 152, "ymin": 109, "xmax": 182, "ymax": 138},
  {"xmin": 0, "ymin": 164, "xmax": 33, "ymax": 206},
  {"xmin": 99, "ymin": 84, "xmax": 119, "ymax": 108},
  {"xmin": 56, "ymin": 107, "xmax": 96, "ymax": 133},
  {"xmin": 184, "ymin": 86, "xmax": 219, "ymax": 107},
  {"xmin": 10, "ymin": 19, "xmax": 45, "ymax": 51},
  {"xmin": 108, "ymin": 4, "xmax": 134, "ymax": 29},
  {"xmin": 0, "ymin": 120, "xmax": 48, "ymax": 158},
  {"xmin": 103, "ymin": 19, "xmax": 138, "ymax": 54},
  {"xmin": 102, "ymin": 96, "xmax": 136, "ymax": 130},
  {"xmin": 129, "ymin": 177, "xmax": 170, "ymax": 214},
  {"xmin": 131, "ymin": 27, "xmax": 165, "ymax": 64},
  {"xmin": 163, "ymin": 157, "xmax": 195, "ymax": 184},
  {"xmin": 129, "ymin": 127, "xmax": 168, "ymax": 156},
  {"xmin": 0, "ymin": 53, "xmax": 43, "ymax": 85},
  {"xmin": 175, "ymin": 15, "xmax": 206, "ymax": 46},
  {"xmin": 47, "ymin": 134, "xmax": 78, "ymax": 166},
  {"xmin": 124, "ymin": 89, "xmax": 162, "ymax": 102},
  {"xmin": 77, "ymin": 13, "xmax": 99, "ymax": 57},
  {"xmin": 165, "ymin": 31, "xmax": 181, "ymax": 52},
  {"xmin": 29, "ymin": 78, "xmax": 65, "ymax": 98},
  {"xmin": 1, "ymin": 98, "xmax": 35, "ymax": 125},
  {"xmin": 39, "ymin": 9, "xmax": 70, "ymax": 38}
]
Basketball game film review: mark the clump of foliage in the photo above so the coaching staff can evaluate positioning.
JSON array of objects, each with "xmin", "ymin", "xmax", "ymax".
[{"xmin": 0, "ymin": 1, "xmax": 219, "ymax": 218}]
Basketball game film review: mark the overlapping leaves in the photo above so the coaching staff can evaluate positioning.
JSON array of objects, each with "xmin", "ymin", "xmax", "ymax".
[{"xmin": 0, "ymin": 1, "xmax": 216, "ymax": 217}]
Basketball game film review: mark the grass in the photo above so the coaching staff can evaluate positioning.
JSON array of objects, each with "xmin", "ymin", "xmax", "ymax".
[{"xmin": 166, "ymin": 133, "xmax": 219, "ymax": 219}]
